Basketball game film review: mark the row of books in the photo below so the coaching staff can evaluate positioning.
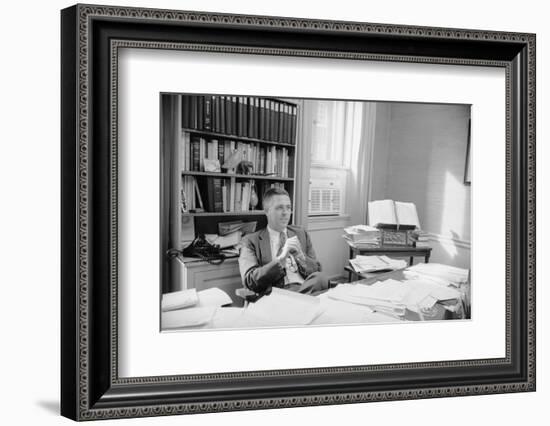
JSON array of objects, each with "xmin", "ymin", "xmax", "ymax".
[
  {"xmin": 181, "ymin": 176, "xmax": 286, "ymax": 213},
  {"xmin": 181, "ymin": 94, "xmax": 297, "ymax": 144},
  {"xmin": 182, "ymin": 133, "xmax": 293, "ymax": 178}
]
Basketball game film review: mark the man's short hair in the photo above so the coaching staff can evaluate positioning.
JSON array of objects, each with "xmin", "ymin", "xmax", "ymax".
[{"xmin": 263, "ymin": 187, "xmax": 290, "ymax": 210}]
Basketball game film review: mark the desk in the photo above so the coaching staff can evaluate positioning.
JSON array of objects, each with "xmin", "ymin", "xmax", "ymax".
[
  {"xmin": 347, "ymin": 243, "xmax": 432, "ymax": 282},
  {"xmin": 348, "ymin": 243, "xmax": 432, "ymax": 264}
]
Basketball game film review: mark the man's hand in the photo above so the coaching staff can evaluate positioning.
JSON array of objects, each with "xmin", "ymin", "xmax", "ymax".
[{"xmin": 277, "ymin": 236, "xmax": 304, "ymax": 263}]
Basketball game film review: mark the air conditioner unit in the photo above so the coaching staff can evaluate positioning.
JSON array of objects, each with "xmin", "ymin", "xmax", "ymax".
[{"xmin": 308, "ymin": 178, "xmax": 342, "ymax": 216}]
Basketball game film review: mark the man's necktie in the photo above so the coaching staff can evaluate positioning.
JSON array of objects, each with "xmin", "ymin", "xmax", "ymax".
[{"xmin": 276, "ymin": 231, "xmax": 287, "ymax": 256}]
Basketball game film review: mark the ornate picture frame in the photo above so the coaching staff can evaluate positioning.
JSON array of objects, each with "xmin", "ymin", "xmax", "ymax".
[{"xmin": 61, "ymin": 4, "xmax": 535, "ymax": 420}]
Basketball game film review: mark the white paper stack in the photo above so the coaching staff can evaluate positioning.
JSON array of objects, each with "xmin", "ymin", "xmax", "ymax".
[
  {"xmin": 327, "ymin": 277, "xmax": 463, "ymax": 319},
  {"xmin": 161, "ymin": 288, "xmax": 199, "ymax": 312},
  {"xmin": 327, "ymin": 280, "xmax": 408, "ymax": 317},
  {"xmin": 404, "ymin": 263, "xmax": 469, "ymax": 287},
  {"xmin": 349, "ymin": 255, "xmax": 407, "ymax": 274},
  {"xmin": 243, "ymin": 287, "xmax": 324, "ymax": 326},
  {"xmin": 342, "ymin": 225, "xmax": 380, "ymax": 247},
  {"xmin": 161, "ymin": 287, "xmax": 234, "ymax": 330},
  {"xmin": 162, "ymin": 307, "xmax": 217, "ymax": 329}
]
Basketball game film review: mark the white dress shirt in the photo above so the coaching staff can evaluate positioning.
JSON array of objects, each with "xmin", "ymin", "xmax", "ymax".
[{"xmin": 267, "ymin": 226, "xmax": 304, "ymax": 285}]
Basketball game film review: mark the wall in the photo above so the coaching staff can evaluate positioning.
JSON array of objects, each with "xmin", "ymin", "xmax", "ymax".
[
  {"xmin": 371, "ymin": 103, "xmax": 472, "ymax": 269},
  {"xmin": 2, "ymin": 1, "xmax": 547, "ymax": 426}
]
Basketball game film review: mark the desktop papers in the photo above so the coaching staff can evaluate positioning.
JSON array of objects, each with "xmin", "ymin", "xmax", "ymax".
[
  {"xmin": 244, "ymin": 287, "xmax": 324, "ymax": 326},
  {"xmin": 162, "ymin": 307, "xmax": 217, "ymax": 329},
  {"xmin": 328, "ymin": 280, "xmax": 408, "ymax": 317},
  {"xmin": 161, "ymin": 288, "xmax": 199, "ymax": 312},
  {"xmin": 196, "ymin": 287, "xmax": 233, "ymax": 308},
  {"xmin": 161, "ymin": 287, "xmax": 233, "ymax": 312},
  {"xmin": 349, "ymin": 255, "xmax": 407, "ymax": 274},
  {"xmin": 404, "ymin": 263, "xmax": 469, "ymax": 287},
  {"xmin": 327, "ymin": 278, "xmax": 462, "ymax": 318}
]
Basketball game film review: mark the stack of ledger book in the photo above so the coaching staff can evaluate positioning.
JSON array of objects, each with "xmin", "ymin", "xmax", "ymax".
[{"xmin": 342, "ymin": 225, "xmax": 381, "ymax": 248}]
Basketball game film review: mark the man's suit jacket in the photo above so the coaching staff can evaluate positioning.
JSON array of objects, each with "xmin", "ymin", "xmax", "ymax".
[{"xmin": 238, "ymin": 225, "xmax": 321, "ymax": 294}]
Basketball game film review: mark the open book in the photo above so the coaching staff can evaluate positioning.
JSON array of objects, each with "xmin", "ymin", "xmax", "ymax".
[{"xmin": 368, "ymin": 199, "xmax": 421, "ymax": 229}]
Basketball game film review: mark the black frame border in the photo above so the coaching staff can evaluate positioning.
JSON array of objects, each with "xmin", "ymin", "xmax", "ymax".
[{"xmin": 61, "ymin": 4, "xmax": 535, "ymax": 421}]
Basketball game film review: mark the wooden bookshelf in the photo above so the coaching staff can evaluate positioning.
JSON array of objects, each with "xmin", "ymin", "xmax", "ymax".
[
  {"xmin": 160, "ymin": 94, "xmax": 299, "ymax": 293},
  {"xmin": 162, "ymin": 93, "xmax": 299, "ymax": 254},
  {"xmin": 178, "ymin": 94, "xmax": 298, "ymax": 221},
  {"xmin": 181, "ymin": 128, "xmax": 295, "ymax": 148}
]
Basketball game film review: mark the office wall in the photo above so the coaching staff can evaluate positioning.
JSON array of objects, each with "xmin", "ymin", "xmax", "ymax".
[
  {"xmin": 307, "ymin": 217, "xmax": 351, "ymax": 279},
  {"xmin": 371, "ymin": 103, "xmax": 471, "ymax": 269}
]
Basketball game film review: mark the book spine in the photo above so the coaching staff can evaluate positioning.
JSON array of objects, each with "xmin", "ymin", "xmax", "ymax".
[
  {"xmin": 225, "ymin": 96, "xmax": 233, "ymax": 135},
  {"xmin": 259, "ymin": 99, "xmax": 266, "ymax": 140},
  {"xmin": 197, "ymin": 96, "xmax": 204, "ymax": 130},
  {"xmin": 247, "ymin": 96, "xmax": 254, "ymax": 139},
  {"xmin": 221, "ymin": 180, "xmax": 228, "ymax": 212},
  {"xmin": 203, "ymin": 96, "xmax": 212, "ymax": 130},
  {"xmin": 213, "ymin": 178, "xmax": 224, "ymax": 212},
  {"xmin": 270, "ymin": 100, "xmax": 277, "ymax": 141},
  {"xmin": 273, "ymin": 101, "xmax": 280, "ymax": 142},
  {"xmin": 193, "ymin": 177, "xmax": 203, "ymax": 210},
  {"xmin": 219, "ymin": 95, "xmax": 226, "ymax": 134},
  {"xmin": 190, "ymin": 135, "xmax": 200, "ymax": 171},
  {"xmin": 199, "ymin": 137, "xmax": 206, "ymax": 171},
  {"xmin": 231, "ymin": 96, "xmax": 238, "ymax": 136},
  {"xmin": 229, "ymin": 179, "xmax": 236, "ymax": 212},
  {"xmin": 179, "ymin": 131, "xmax": 186, "ymax": 173},
  {"xmin": 181, "ymin": 95, "xmax": 190, "ymax": 128},
  {"xmin": 237, "ymin": 96, "xmax": 245, "ymax": 137},
  {"xmin": 189, "ymin": 95, "xmax": 197, "ymax": 129},
  {"xmin": 184, "ymin": 132, "xmax": 191, "ymax": 171},
  {"xmin": 254, "ymin": 98, "xmax": 261, "ymax": 139},
  {"xmin": 211, "ymin": 95, "xmax": 218, "ymax": 132},
  {"xmin": 290, "ymin": 104, "xmax": 297, "ymax": 144},
  {"xmin": 217, "ymin": 140, "xmax": 225, "ymax": 167}
]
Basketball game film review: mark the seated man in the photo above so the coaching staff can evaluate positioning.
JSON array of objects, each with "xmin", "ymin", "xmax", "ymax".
[{"xmin": 238, "ymin": 188, "xmax": 329, "ymax": 295}]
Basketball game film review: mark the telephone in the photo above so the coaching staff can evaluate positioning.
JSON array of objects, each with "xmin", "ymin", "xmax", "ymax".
[{"xmin": 167, "ymin": 234, "xmax": 226, "ymax": 265}]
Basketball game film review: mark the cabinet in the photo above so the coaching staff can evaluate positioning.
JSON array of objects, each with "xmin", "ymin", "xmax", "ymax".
[{"xmin": 173, "ymin": 256, "xmax": 244, "ymax": 306}]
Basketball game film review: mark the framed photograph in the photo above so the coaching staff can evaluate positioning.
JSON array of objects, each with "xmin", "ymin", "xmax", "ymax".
[{"xmin": 61, "ymin": 4, "xmax": 535, "ymax": 421}]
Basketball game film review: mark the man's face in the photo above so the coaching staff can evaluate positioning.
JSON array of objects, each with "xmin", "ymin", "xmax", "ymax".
[{"xmin": 265, "ymin": 194, "xmax": 292, "ymax": 231}]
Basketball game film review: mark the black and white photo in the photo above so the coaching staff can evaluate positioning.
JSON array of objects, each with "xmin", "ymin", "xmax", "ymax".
[{"xmin": 160, "ymin": 94, "xmax": 472, "ymax": 330}]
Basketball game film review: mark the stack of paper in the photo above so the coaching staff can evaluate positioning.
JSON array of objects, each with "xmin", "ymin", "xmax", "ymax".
[
  {"xmin": 342, "ymin": 225, "xmax": 380, "ymax": 247},
  {"xmin": 327, "ymin": 280, "xmax": 408, "ymax": 317},
  {"xmin": 161, "ymin": 287, "xmax": 233, "ymax": 329},
  {"xmin": 244, "ymin": 287, "xmax": 324, "ymax": 326},
  {"xmin": 327, "ymin": 277, "xmax": 463, "ymax": 319},
  {"xmin": 349, "ymin": 255, "xmax": 407, "ymax": 274},
  {"xmin": 162, "ymin": 307, "xmax": 217, "ymax": 329},
  {"xmin": 404, "ymin": 263, "xmax": 469, "ymax": 287},
  {"xmin": 161, "ymin": 288, "xmax": 199, "ymax": 312}
]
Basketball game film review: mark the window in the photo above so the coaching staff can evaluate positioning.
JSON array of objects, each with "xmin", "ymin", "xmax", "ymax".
[
  {"xmin": 310, "ymin": 101, "xmax": 348, "ymax": 167},
  {"xmin": 307, "ymin": 101, "xmax": 363, "ymax": 217}
]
